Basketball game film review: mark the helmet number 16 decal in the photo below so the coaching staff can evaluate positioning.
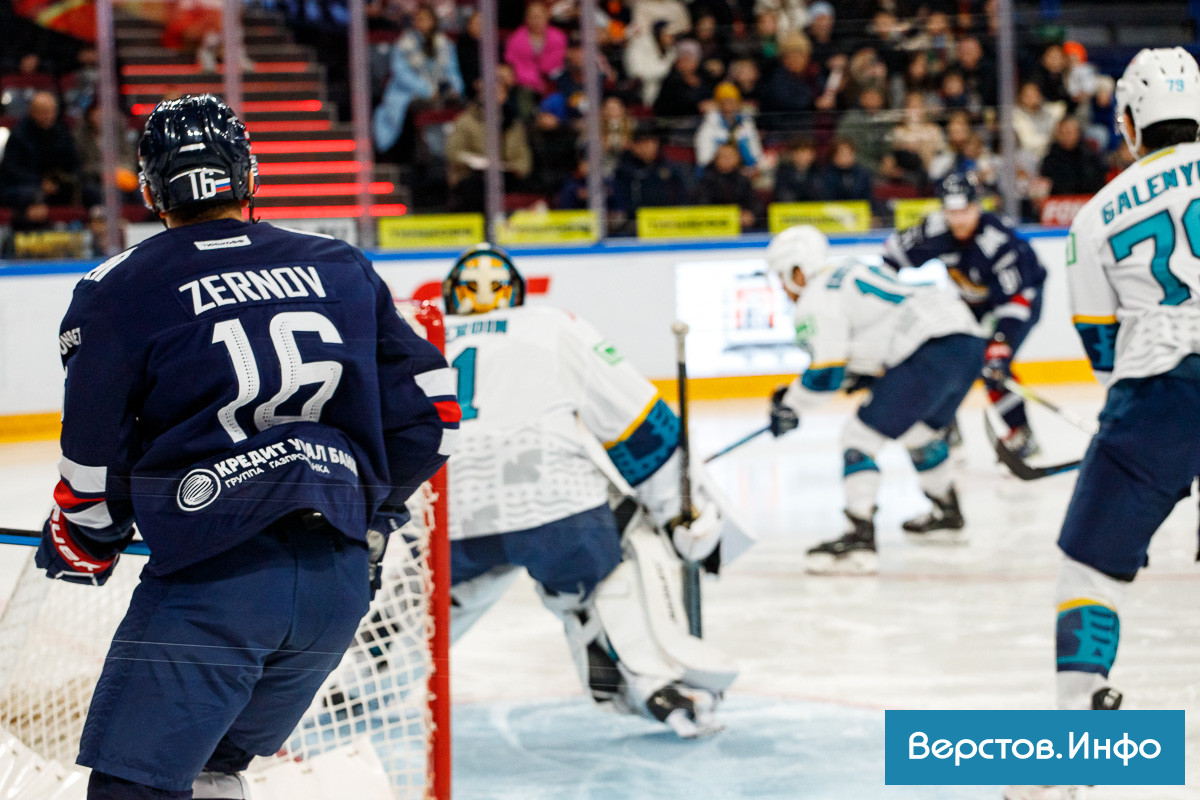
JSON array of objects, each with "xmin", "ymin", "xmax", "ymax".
[{"xmin": 171, "ymin": 167, "xmax": 229, "ymax": 202}]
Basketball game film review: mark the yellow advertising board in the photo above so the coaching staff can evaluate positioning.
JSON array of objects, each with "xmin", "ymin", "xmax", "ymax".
[
  {"xmin": 767, "ymin": 201, "xmax": 871, "ymax": 234},
  {"xmin": 892, "ymin": 197, "xmax": 999, "ymax": 230},
  {"xmin": 377, "ymin": 213, "xmax": 485, "ymax": 250},
  {"xmin": 496, "ymin": 209, "xmax": 599, "ymax": 245},
  {"xmin": 892, "ymin": 199, "xmax": 942, "ymax": 230},
  {"xmin": 636, "ymin": 205, "xmax": 741, "ymax": 239}
]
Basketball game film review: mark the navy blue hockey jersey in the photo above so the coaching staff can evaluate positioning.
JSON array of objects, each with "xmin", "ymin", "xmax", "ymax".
[
  {"xmin": 52, "ymin": 218, "xmax": 458, "ymax": 576},
  {"xmin": 882, "ymin": 211, "xmax": 1047, "ymax": 334}
]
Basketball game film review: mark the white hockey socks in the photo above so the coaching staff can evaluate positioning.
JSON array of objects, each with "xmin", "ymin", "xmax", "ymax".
[
  {"xmin": 1055, "ymin": 555, "xmax": 1127, "ymax": 710},
  {"xmin": 841, "ymin": 416, "xmax": 887, "ymax": 519}
]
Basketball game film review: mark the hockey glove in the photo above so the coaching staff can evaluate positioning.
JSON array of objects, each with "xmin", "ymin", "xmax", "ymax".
[
  {"xmin": 769, "ymin": 385, "xmax": 800, "ymax": 438},
  {"xmin": 982, "ymin": 337, "xmax": 1013, "ymax": 383},
  {"xmin": 668, "ymin": 500, "xmax": 723, "ymax": 563},
  {"xmin": 842, "ymin": 372, "xmax": 879, "ymax": 394},
  {"xmin": 35, "ymin": 507, "xmax": 130, "ymax": 586},
  {"xmin": 366, "ymin": 507, "xmax": 410, "ymax": 596}
]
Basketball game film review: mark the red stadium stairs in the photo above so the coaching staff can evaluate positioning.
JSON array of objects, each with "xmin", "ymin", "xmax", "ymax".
[{"xmin": 116, "ymin": 7, "xmax": 408, "ymax": 220}]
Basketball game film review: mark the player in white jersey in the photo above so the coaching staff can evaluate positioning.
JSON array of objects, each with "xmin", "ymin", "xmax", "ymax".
[
  {"xmin": 1005, "ymin": 46, "xmax": 1200, "ymax": 800},
  {"xmin": 440, "ymin": 244, "xmax": 739, "ymax": 738},
  {"xmin": 766, "ymin": 225, "xmax": 986, "ymax": 574},
  {"xmin": 1047, "ymin": 45, "xmax": 1200, "ymax": 719}
]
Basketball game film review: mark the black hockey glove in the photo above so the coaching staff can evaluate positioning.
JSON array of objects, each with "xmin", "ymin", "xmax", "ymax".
[
  {"xmin": 366, "ymin": 507, "xmax": 410, "ymax": 596},
  {"xmin": 769, "ymin": 385, "xmax": 800, "ymax": 438}
]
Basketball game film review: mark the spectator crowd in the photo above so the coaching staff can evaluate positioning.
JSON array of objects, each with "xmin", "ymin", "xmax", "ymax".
[
  {"xmin": 363, "ymin": 0, "xmax": 1123, "ymax": 231},
  {"xmin": 0, "ymin": 0, "xmax": 1135, "ymax": 244}
]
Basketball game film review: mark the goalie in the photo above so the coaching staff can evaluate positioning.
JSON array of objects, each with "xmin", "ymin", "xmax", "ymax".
[{"xmin": 440, "ymin": 244, "xmax": 739, "ymax": 738}]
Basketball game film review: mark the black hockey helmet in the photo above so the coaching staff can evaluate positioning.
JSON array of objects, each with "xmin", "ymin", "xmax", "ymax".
[
  {"xmin": 442, "ymin": 244, "xmax": 526, "ymax": 315},
  {"xmin": 138, "ymin": 94, "xmax": 258, "ymax": 214},
  {"xmin": 936, "ymin": 171, "xmax": 979, "ymax": 211}
]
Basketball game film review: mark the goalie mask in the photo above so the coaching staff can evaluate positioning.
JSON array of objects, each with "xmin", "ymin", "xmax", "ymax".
[
  {"xmin": 443, "ymin": 244, "xmax": 526, "ymax": 314},
  {"xmin": 139, "ymin": 94, "xmax": 258, "ymax": 214}
]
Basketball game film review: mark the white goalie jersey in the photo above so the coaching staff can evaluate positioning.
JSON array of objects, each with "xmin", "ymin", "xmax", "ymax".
[
  {"xmin": 443, "ymin": 305, "xmax": 679, "ymax": 540},
  {"xmin": 786, "ymin": 258, "xmax": 980, "ymax": 405},
  {"xmin": 1067, "ymin": 141, "xmax": 1200, "ymax": 385}
]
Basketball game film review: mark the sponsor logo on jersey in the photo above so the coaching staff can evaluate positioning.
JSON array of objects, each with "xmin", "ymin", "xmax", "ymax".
[
  {"xmin": 593, "ymin": 340, "xmax": 623, "ymax": 366},
  {"xmin": 1066, "ymin": 232, "xmax": 1077, "ymax": 266},
  {"xmin": 177, "ymin": 468, "xmax": 221, "ymax": 511},
  {"xmin": 194, "ymin": 235, "xmax": 251, "ymax": 250},
  {"xmin": 59, "ymin": 327, "xmax": 81, "ymax": 355}
]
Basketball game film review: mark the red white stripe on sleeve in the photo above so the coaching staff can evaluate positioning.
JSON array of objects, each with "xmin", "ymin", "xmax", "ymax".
[
  {"xmin": 415, "ymin": 367, "xmax": 460, "ymax": 456},
  {"xmin": 54, "ymin": 457, "xmax": 112, "ymax": 529},
  {"xmin": 994, "ymin": 290, "xmax": 1034, "ymax": 323}
]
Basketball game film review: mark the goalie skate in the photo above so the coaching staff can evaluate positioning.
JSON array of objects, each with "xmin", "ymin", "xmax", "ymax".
[{"xmin": 805, "ymin": 512, "xmax": 878, "ymax": 575}]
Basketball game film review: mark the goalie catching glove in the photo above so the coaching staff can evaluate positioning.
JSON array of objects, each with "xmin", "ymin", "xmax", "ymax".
[{"xmin": 36, "ymin": 507, "xmax": 133, "ymax": 586}]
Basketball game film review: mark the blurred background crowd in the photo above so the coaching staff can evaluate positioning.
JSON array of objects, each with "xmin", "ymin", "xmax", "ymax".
[{"xmin": 0, "ymin": 0, "xmax": 1191, "ymax": 246}]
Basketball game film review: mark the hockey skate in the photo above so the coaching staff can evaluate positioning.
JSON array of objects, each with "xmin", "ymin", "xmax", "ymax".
[
  {"xmin": 902, "ymin": 487, "xmax": 966, "ymax": 544},
  {"xmin": 1003, "ymin": 424, "xmax": 1040, "ymax": 459},
  {"xmin": 645, "ymin": 683, "xmax": 724, "ymax": 739},
  {"xmin": 805, "ymin": 511, "xmax": 878, "ymax": 575},
  {"xmin": 1003, "ymin": 689, "xmax": 1122, "ymax": 800}
]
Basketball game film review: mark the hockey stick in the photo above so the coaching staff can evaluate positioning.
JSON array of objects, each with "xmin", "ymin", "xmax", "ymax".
[
  {"xmin": 1003, "ymin": 378, "xmax": 1098, "ymax": 435},
  {"xmin": 703, "ymin": 425, "xmax": 771, "ymax": 464},
  {"xmin": 0, "ymin": 527, "xmax": 152, "ymax": 556},
  {"xmin": 672, "ymin": 320, "xmax": 703, "ymax": 638},
  {"xmin": 983, "ymin": 412, "xmax": 1081, "ymax": 481}
]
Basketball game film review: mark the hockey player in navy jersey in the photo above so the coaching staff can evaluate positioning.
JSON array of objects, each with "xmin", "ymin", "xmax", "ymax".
[
  {"xmin": 883, "ymin": 171, "xmax": 1048, "ymax": 458},
  {"xmin": 441, "ymin": 244, "xmax": 740, "ymax": 738},
  {"xmin": 35, "ymin": 94, "xmax": 458, "ymax": 799}
]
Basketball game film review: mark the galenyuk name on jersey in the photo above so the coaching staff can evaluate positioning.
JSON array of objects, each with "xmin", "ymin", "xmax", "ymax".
[{"xmin": 178, "ymin": 265, "xmax": 327, "ymax": 316}]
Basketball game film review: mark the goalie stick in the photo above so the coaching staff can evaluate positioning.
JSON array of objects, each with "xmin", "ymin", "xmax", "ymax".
[
  {"xmin": 983, "ymin": 412, "xmax": 1081, "ymax": 481},
  {"xmin": 671, "ymin": 320, "xmax": 703, "ymax": 638},
  {"xmin": 0, "ymin": 527, "xmax": 152, "ymax": 556}
]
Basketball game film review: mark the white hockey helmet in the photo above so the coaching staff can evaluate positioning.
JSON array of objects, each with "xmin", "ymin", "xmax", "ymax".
[
  {"xmin": 766, "ymin": 225, "xmax": 829, "ymax": 296},
  {"xmin": 1115, "ymin": 47, "xmax": 1200, "ymax": 156}
]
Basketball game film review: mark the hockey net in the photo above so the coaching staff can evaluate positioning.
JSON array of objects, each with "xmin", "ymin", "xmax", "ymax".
[{"xmin": 0, "ymin": 301, "xmax": 451, "ymax": 800}]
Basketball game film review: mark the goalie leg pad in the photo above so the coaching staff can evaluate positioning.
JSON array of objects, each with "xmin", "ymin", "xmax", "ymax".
[
  {"xmin": 1055, "ymin": 555, "xmax": 1127, "ymax": 710},
  {"xmin": 596, "ymin": 514, "xmax": 738, "ymax": 694},
  {"xmin": 449, "ymin": 564, "xmax": 522, "ymax": 643},
  {"xmin": 192, "ymin": 771, "xmax": 249, "ymax": 800}
]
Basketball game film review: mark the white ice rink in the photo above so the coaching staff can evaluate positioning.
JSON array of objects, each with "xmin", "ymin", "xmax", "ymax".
[{"xmin": 2, "ymin": 383, "xmax": 1198, "ymax": 799}]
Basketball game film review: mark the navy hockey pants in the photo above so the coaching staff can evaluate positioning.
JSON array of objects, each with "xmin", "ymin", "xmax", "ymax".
[
  {"xmin": 80, "ymin": 513, "xmax": 370, "ymax": 793},
  {"xmin": 857, "ymin": 333, "xmax": 988, "ymax": 439},
  {"xmin": 450, "ymin": 504, "xmax": 622, "ymax": 596},
  {"xmin": 1059, "ymin": 355, "xmax": 1200, "ymax": 579}
]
